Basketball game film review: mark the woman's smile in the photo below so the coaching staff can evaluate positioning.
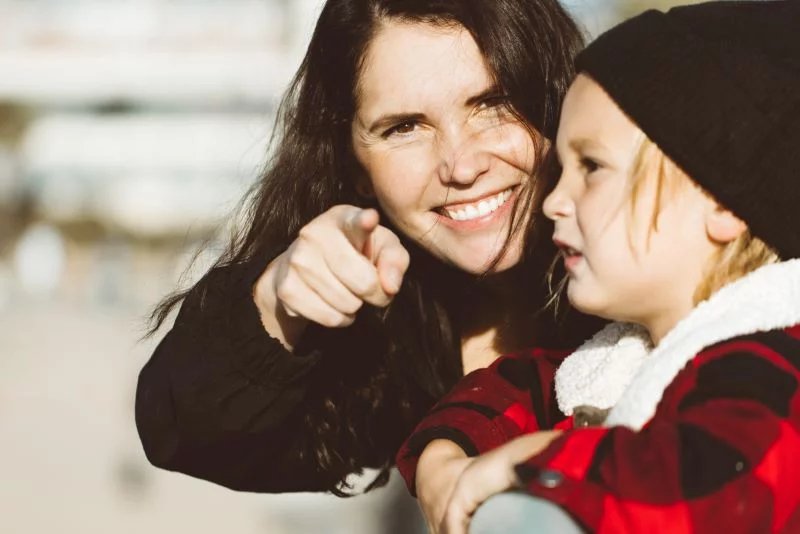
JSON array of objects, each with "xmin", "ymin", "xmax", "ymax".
[
  {"xmin": 438, "ymin": 187, "xmax": 514, "ymax": 222},
  {"xmin": 434, "ymin": 186, "xmax": 517, "ymax": 230}
]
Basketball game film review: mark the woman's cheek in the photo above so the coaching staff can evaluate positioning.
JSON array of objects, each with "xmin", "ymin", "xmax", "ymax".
[
  {"xmin": 486, "ymin": 122, "xmax": 538, "ymax": 173},
  {"xmin": 376, "ymin": 152, "xmax": 435, "ymax": 200}
]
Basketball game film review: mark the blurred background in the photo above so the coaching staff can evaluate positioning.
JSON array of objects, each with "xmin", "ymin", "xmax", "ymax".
[{"xmin": 0, "ymin": 1, "xmax": 701, "ymax": 533}]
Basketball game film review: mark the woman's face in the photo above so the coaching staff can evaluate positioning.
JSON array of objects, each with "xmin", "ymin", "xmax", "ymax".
[{"xmin": 351, "ymin": 21, "xmax": 537, "ymax": 274}]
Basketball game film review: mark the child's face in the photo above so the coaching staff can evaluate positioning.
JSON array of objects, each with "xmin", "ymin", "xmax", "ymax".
[{"xmin": 544, "ymin": 74, "xmax": 720, "ymax": 342}]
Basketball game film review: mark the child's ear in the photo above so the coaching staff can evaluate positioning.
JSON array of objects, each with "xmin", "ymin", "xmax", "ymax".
[{"xmin": 706, "ymin": 205, "xmax": 747, "ymax": 244}]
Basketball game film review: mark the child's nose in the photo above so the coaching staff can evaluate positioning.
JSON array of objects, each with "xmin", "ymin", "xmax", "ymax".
[{"xmin": 543, "ymin": 184, "xmax": 573, "ymax": 220}]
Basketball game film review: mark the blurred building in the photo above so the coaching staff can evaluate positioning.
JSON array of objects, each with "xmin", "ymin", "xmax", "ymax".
[{"xmin": 0, "ymin": 0, "xmax": 314, "ymax": 243}]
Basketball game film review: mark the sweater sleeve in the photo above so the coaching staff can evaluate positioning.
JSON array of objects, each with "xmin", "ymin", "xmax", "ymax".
[
  {"xmin": 395, "ymin": 348, "xmax": 570, "ymax": 495},
  {"xmin": 135, "ymin": 258, "xmax": 328, "ymax": 492},
  {"xmin": 514, "ymin": 330, "xmax": 800, "ymax": 534}
]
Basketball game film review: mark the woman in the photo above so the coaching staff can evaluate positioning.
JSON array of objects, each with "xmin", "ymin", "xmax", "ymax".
[{"xmin": 136, "ymin": 0, "xmax": 590, "ymax": 507}]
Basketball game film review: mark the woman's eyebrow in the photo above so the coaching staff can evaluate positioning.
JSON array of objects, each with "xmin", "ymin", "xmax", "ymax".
[{"xmin": 464, "ymin": 84, "xmax": 503, "ymax": 107}]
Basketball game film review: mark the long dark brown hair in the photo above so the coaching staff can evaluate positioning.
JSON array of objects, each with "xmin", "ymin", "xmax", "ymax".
[{"xmin": 150, "ymin": 0, "xmax": 584, "ymax": 495}]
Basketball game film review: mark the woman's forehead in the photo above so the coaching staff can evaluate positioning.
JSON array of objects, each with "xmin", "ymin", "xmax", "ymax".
[{"xmin": 355, "ymin": 20, "xmax": 494, "ymax": 119}]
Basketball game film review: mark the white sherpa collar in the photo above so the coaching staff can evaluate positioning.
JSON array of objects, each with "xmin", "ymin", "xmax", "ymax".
[{"xmin": 554, "ymin": 258, "xmax": 800, "ymax": 431}]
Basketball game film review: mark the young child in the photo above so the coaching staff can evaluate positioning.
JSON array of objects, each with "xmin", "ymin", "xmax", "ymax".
[{"xmin": 395, "ymin": 1, "xmax": 800, "ymax": 532}]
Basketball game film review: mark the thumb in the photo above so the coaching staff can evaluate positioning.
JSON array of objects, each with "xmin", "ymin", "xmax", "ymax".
[
  {"xmin": 341, "ymin": 207, "xmax": 380, "ymax": 255},
  {"xmin": 442, "ymin": 500, "xmax": 469, "ymax": 534}
]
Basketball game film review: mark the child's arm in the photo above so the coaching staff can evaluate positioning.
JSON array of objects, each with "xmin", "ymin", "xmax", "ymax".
[
  {"xmin": 513, "ymin": 336, "xmax": 800, "ymax": 534},
  {"xmin": 415, "ymin": 439, "xmax": 473, "ymax": 533},
  {"xmin": 440, "ymin": 430, "xmax": 563, "ymax": 534},
  {"xmin": 395, "ymin": 347, "xmax": 571, "ymax": 495}
]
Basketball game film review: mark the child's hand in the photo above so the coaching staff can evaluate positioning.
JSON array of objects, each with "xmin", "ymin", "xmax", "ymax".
[
  {"xmin": 441, "ymin": 430, "xmax": 563, "ymax": 534},
  {"xmin": 416, "ymin": 440, "xmax": 473, "ymax": 533}
]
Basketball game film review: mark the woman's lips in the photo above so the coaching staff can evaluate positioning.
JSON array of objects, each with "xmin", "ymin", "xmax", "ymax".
[
  {"xmin": 434, "ymin": 186, "xmax": 519, "ymax": 230},
  {"xmin": 441, "ymin": 187, "xmax": 514, "ymax": 221}
]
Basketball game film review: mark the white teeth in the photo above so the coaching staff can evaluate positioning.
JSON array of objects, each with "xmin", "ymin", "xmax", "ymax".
[{"xmin": 444, "ymin": 187, "xmax": 513, "ymax": 221}]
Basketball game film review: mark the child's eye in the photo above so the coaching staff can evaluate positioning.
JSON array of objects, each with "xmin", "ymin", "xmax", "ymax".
[
  {"xmin": 550, "ymin": 158, "xmax": 564, "ymax": 177},
  {"xmin": 382, "ymin": 121, "xmax": 418, "ymax": 138},
  {"xmin": 580, "ymin": 157, "xmax": 600, "ymax": 174}
]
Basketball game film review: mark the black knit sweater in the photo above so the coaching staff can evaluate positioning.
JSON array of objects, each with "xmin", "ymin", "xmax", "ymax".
[{"xmin": 135, "ymin": 258, "xmax": 601, "ymax": 492}]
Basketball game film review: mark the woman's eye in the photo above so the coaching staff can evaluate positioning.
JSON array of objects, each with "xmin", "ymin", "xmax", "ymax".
[
  {"xmin": 478, "ymin": 95, "xmax": 510, "ymax": 111},
  {"xmin": 383, "ymin": 121, "xmax": 417, "ymax": 138}
]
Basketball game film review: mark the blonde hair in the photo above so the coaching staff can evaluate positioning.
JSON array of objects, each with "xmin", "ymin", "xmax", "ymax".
[
  {"xmin": 546, "ymin": 135, "xmax": 780, "ymax": 311},
  {"xmin": 631, "ymin": 136, "xmax": 780, "ymax": 304},
  {"xmin": 694, "ymin": 231, "xmax": 779, "ymax": 303}
]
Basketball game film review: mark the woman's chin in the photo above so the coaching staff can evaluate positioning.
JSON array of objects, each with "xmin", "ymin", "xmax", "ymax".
[{"xmin": 445, "ymin": 247, "xmax": 523, "ymax": 276}]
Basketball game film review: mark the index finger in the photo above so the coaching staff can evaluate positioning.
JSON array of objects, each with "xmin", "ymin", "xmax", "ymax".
[{"xmin": 341, "ymin": 207, "xmax": 380, "ymax": 255}]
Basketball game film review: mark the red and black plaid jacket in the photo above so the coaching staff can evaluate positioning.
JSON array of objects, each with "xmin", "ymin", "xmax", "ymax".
[
  {"xmin": 396, "ymin": 325, "xmax": 800, "ymax": 533},
  {"xmin": 395, "ymin": 346, "xmax": 575, "ymax": 492}
]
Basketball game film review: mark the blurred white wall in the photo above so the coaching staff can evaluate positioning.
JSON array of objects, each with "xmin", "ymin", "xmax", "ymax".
[{"xmin": 0, "ymin": 0, "xmax": 290, "ymax": 107}]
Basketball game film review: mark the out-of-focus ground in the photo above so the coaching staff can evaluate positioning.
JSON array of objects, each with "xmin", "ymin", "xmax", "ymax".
[
  {"xmin": 0, "ymin": 1, "xmax": 701, "ymax": 532},
  {"xmin": 0, "ymin": 249, "xmax": 425, "ymax": 534}
]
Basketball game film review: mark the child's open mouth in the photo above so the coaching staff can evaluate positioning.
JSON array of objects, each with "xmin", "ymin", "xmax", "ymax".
[{"xmin": 554, "ymin": 239, "xmax": 583, "ymax": 271}]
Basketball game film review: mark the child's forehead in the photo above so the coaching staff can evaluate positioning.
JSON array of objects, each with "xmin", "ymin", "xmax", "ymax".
[{"xmin": 556, "ymin": 74, "xmax": 642, "ymax": 156}]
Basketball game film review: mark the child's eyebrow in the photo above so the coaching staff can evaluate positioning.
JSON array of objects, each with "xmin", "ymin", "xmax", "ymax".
[
  {"xmin": 569, "ymin": 137, "xmax": 608, "ymax": 154},
  {"xmin": 555, "ymin": 136, "xmax": 607, "ymax": 164}
]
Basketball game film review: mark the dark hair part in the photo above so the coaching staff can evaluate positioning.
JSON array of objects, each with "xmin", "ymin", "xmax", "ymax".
[{"xmin": 151, "ymin": 0, "xmax": 583, "ymax": 495}]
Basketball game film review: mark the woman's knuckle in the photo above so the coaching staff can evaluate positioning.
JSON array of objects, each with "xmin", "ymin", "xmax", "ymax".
[
  {"xmin": 275, "ymin": 284, "xmax": 294, "ymax": 304},
  {"xmin": 342, "ymin": 298, "xmax": 363, "ymax": 315},
  {"xmin": 288, "ymin": 251, "xmax": 315, "ymax": 274},
  {"xmin": 323, "ymin": 311, "xmax": 351, "ymax": 328},
  {"xmin": 397, "ymin": 249, "xmax": 411, "ymax": 269},
  {"xmin": 297, "ymin": 225, "xmax": 315, "ymax": 242},
  {"xmin": 351, "ymin": 276, "xmax": 374, "ymax": 296},
  {"xmin": 317, "ymin": 312, "xmax": 339, "ymax": 328},
  {"xmin": 338, "ymin": 314, "xmax": 356, "ymax": 327}
]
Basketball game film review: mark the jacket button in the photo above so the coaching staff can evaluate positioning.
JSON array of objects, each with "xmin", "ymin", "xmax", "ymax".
[{"xmin": 537, "ymin": 469, "xmax": 564, "ymax": 488}]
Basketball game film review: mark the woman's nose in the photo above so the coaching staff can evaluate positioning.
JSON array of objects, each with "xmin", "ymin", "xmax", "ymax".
[{"xmin": 437, "ymin": 129, "xmax": 491, "ymax": 186}]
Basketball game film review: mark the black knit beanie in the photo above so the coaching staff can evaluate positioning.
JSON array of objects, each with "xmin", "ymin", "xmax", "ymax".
[{"xmin": 575, "ymin": 0, "xmax": 800, "ymax": 259}]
